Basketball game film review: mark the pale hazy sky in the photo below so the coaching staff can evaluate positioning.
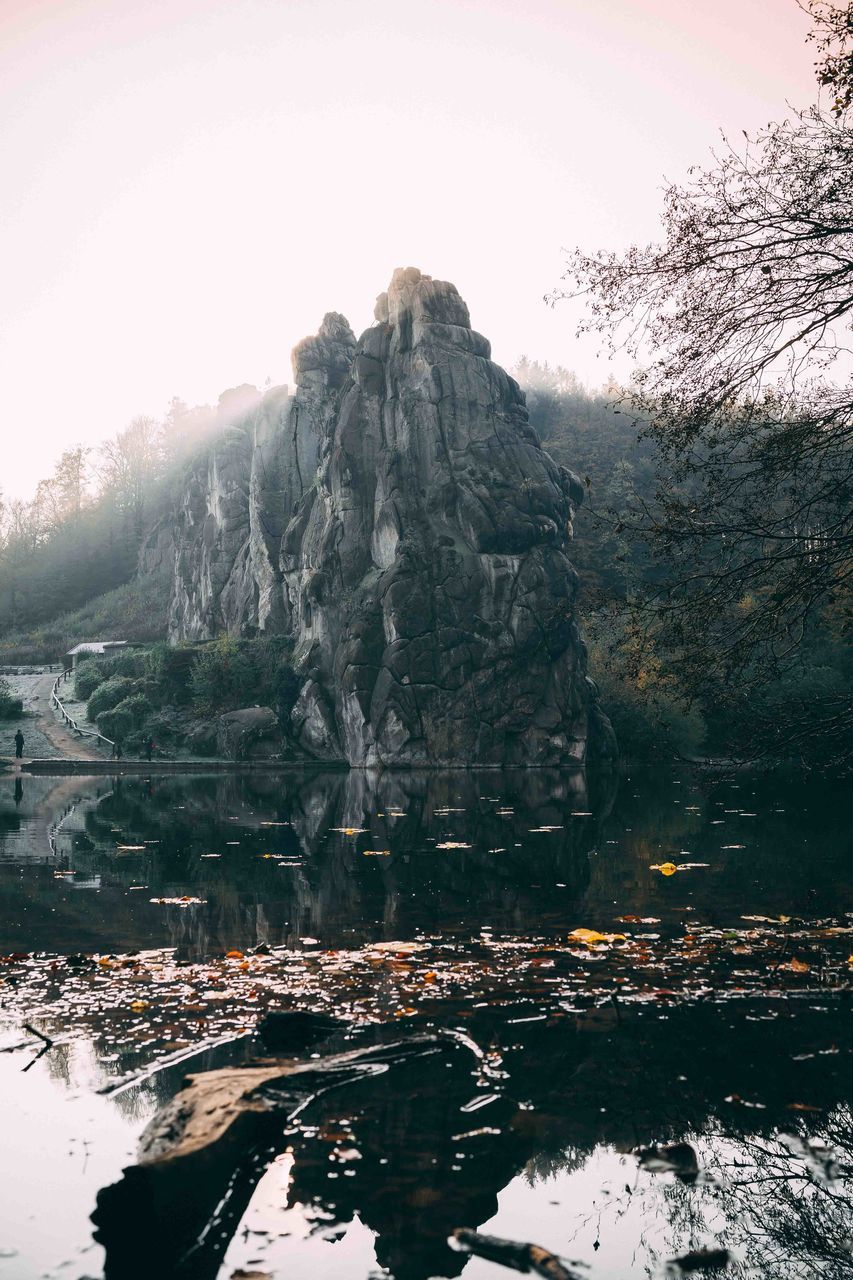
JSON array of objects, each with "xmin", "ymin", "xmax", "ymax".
[{"xmin": 1, "ymin": 0, "xmax": 815, "ymax": 498}]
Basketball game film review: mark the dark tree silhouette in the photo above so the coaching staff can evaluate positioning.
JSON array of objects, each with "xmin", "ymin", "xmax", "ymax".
[{"xmin": 554, "ymin": 2, "xmax": 853, "ymax": 764}]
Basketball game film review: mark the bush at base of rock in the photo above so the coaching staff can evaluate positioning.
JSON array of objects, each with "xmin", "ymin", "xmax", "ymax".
[
  {"xmin": 190, "ymin": 635, "xmax": 295, "ymax": 719},
  {"xmin": 88, "ymin": 676, "xmax": 137, "ymax": 721},
  {"xmin": 118, "ymin": 692, "xmax": 153, "ymax": 724},
  {"xmin": 96, "ymin": 704, "xmax": 134, "ymax": 745},
  {"xmin": 96, "ymin": 693, "xmax": 152, "ymax": 744}
]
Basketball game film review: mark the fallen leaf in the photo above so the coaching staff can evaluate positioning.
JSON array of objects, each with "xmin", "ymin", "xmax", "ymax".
[{"xmin": 567, "ymin": 928, "xmax": 627, "ymax": 944}]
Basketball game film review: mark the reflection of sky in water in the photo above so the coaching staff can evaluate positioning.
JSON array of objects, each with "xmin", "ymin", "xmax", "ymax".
[
  {"xmin": 0, "ymin": 1039, "xmax": 151, "ymax": 1280},
  {"xmin": 0, "ymin": 768, "xmax": 849, "ymax": 1279},
  {"xmin": 215, "ymin": 1123, "xmax": 853, "ymax": 1280}
]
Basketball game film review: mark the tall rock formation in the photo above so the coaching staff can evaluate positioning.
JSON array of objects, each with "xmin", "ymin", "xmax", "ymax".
[{"xmin": 156, "ymin": 268, "xmax": 613, "ymax": 767}]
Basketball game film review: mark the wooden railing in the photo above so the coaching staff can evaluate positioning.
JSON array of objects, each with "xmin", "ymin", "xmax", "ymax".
[{"xmin": 51, "ymin": 674, "xmax": 115, "ymax": 754}]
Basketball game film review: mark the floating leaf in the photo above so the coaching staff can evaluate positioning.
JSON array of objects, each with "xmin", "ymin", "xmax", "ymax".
[
  {"xmin": 567, "ymin": 928, "xmax": 626, "ymax": 944},
  {"xmin": 149, "ymin": 896, "xmax": 207, "ymax": 907}
]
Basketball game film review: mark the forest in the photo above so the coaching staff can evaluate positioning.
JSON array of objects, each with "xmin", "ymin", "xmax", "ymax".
[{"xmin": 1, "ymin": 354, "xmax": 849, "ymax": 768}]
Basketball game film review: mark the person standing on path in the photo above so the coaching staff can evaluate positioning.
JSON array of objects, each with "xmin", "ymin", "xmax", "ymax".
[
  {"xmin": 14, "ymin": 727, "xmax": 24, "ymax": 758},
  {"xmin": 144, "ymin": 736, "xmax": 154, "ymax": 762}
]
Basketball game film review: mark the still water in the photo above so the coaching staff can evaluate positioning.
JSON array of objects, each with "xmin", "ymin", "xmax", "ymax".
[{"xmin": 0, "ymin": 766, "xmax": 850, "ymax": 1280}]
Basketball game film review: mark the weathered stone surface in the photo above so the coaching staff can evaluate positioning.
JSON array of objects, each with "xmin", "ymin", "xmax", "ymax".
[
  {"xmin": 217, "ymin": 706, "xmax": 279, "ymax": 760},
  {"xmin": 158, "ymin": 269, "xmax": 613, "ymax": 767}
]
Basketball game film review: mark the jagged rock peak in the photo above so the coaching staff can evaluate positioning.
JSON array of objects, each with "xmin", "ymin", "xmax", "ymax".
[
  {"xmin": 374, "ymin": 266, "xmax": 471, "ymax": 329},
  {"xmin": 157, "ymin": 267, "xmax": 615, "ymax": 767},
  {"xmin": 291, "ymin": 311, "xmax": 356, "ymax": 387}
]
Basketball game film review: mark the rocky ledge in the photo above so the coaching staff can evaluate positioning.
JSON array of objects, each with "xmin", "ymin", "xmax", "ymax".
[{"xmin": 149, "ymin": 268, "xmax": 614, "ymax": 767}]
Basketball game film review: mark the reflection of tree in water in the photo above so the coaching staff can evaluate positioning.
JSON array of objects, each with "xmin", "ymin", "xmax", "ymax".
[
  {"xmin": 544, "ymin": 1115, "xmax": 853, "ymax": 1279},
  {"xmin": 95, "ymin": 998, "xmax": 851, "ymax": 1280},
  {"xmin": 703, "ymin": 1112, "xmax": 853, "ymax": 1279}
]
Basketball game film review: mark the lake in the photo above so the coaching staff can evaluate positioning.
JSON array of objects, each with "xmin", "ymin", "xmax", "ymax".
[{"xmin": 0, "ymin": 765, "xmax": 850, "ymax": 1280}]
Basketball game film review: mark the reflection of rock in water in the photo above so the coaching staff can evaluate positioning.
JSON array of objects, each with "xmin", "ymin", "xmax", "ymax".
[{"xmin": 68, "ymin": 767, "xmax": 616, "ymax": 955}]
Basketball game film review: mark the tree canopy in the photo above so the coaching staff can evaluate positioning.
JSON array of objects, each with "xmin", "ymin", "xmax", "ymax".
[{"xmin": 553, "ymin": 0, "xmax": 853, "ymax": 766}]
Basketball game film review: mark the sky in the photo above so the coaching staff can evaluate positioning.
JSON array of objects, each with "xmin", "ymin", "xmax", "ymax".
[{"xmin": 1, "ymin": 0, "xmax": 817, "ymax": 499}]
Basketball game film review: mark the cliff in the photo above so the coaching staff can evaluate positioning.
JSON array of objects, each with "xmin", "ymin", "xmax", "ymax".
[{"xmin": 150, "ymin": 268, "xmax": 613, "ymax": 767}]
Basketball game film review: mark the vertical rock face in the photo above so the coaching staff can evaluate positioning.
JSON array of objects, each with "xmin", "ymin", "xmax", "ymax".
[{"xmin": 161, "ymin": 269, "xmax": 612, "ymax": 767}]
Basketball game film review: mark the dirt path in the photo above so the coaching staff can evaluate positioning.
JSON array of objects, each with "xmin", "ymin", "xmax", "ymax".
[
  {"xmin": 1, "ymin": 672, "xmax": 101, "ymax": 762},
  {"xmin": 35, "ymin": 672, "xmax": 102, "ymax": 760}
]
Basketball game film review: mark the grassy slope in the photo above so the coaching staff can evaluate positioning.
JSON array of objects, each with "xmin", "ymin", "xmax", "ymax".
[{"xmin": 0, "ymin": 569, "xmax": 171, "ymax": 665}]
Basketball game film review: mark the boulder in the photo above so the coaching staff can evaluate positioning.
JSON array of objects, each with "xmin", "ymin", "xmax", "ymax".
[{"xmin": 217, "ymin": 706, "xmax": 279, "ymax": 760}]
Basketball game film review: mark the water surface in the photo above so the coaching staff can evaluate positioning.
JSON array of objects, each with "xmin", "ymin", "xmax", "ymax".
[{"xmin": 0, "ymin": 766, "xmax": 849, "ymax": 1280}]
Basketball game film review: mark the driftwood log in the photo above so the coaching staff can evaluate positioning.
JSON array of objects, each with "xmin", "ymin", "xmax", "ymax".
[
  {"xmin": 453, "ymin": 1228, "xmax": 582, "ymax": 1279},
  {"xmin": 93, "ymin": 1033, "xmax": 475, "ymax": 1280}
]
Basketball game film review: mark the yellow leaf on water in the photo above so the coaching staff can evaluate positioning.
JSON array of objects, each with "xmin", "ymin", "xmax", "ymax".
[
  {"xmin": 652, "ymin": 862, "xmax": 678, "ymax": 876},
  {"xmin": 567, "ymin": 928, "xmax": 627, "ymax": 945},
  {"xmin": 130, "ymin": 1000, "xmax": 149, "ymax": 1012}
]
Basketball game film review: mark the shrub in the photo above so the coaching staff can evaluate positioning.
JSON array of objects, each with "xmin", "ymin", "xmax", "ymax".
[
  {"xmin": 190, "ymin": 634, "xmax": 297, "ymax": 717},
  {"xmin": 150, "ymin": 643, "xmax": 207, "ymax": 704},
  {"xmin": 0, "ymin": 677, "xmax": 24, "ymax": 719},
  {"xmin": 88, "ymin": 676, "xmax": 137, "ymax": 721},
  {"xmin": 104, "ymin": 650, "xmax": 148, "ymax": 679},
  {"xmin": 116, "ymin": 692, "xmax": 153, "ymax": 726},
  {"xmin": 74, "ymin": 661, "xmax": 107, "ymax": 701},
  {"xmin": 190, "ymin": 636, "xmax": 248, "ymax": 714},
  {"xmin": 586, "ymin": 609, "xmax": 706, "ymax": 761},
  {"xmin": 97, "ymin": 704, "xmax": 134, "ymax": 745}
]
